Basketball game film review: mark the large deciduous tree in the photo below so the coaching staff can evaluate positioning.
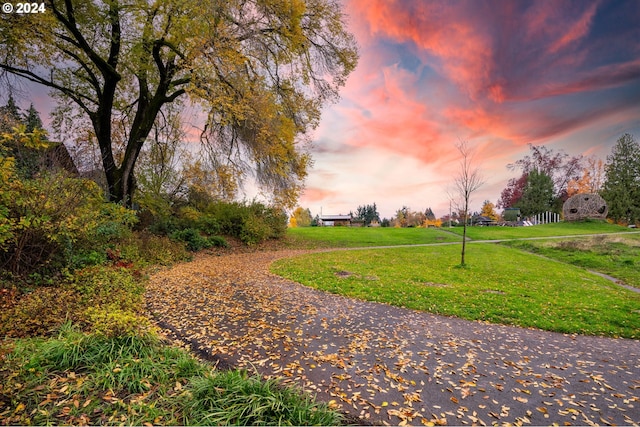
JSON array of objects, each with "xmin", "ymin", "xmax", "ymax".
[
  {"xmin": 0, "ymin": 0, "xmax": 358, "ymax": 206},
  {"xmin": 601, "ymin": 133, "xmax": 640, "ymax": 224}
]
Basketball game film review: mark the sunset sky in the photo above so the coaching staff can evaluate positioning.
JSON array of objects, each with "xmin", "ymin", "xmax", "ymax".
[
  {"xmin": 299, "ymin": 0, "xmax": 640, "ymax": 219},
  {"xmin": 7, "ymin": 0, "xmax": 640, "ymax": 220}
]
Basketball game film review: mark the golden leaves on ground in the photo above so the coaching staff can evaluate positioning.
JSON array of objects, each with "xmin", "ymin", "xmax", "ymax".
[{"xmin": 146, "ymin": 250, "xmax": 640, "ymax": 426}]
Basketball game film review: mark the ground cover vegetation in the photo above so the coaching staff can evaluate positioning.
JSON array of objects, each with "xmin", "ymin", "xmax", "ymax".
[
  {"xmin": 271, "ymin": 242, "xmax": 640, "ymax": 338},
  {"xmin": 0, "ymin": 125, "xmax": 339, "ymax": 424}
]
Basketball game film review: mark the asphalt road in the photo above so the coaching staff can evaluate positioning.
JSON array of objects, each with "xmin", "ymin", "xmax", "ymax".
[{"xmin": 146, "ymin": 250, "xmax": 640, "ymax": 426}]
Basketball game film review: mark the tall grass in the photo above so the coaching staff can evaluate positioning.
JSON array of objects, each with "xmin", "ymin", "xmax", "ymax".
[
  {"xmin": 1, "ymin": 324, "xmax": 339, "ymax": 425},
  {"xmin": 184, "ymin": 371, "xmax": 341, "ymax": 426}
]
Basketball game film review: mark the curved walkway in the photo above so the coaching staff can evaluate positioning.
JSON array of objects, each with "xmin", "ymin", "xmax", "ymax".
[{"xmin": 146, "ymin": 250, "xmax": 640, "ymax": 426}]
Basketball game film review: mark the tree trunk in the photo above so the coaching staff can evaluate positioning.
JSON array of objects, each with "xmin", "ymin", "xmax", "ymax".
[{"xmin": 461, "ymin": 207, "xmax": 468, "ymax": 266}]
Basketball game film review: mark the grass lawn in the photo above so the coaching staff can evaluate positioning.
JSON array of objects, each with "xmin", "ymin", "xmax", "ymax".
[
  {"xmin": 501, "ymin": 234, "xmax": 640, "ymax": 289},
  {"xmin": 272, "ymin": 243, "xmax": 640, "ymax": 339},
  {"xmin": 446, "ymin": 220, "xmax": 632, "ymax": 240},
  {"xmin": 285, "ymin": 226, "xmax": 461, "ymax": 248}
]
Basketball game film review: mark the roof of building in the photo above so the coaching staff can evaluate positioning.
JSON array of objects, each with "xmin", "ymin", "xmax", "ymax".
[{"xmin": 320, "ymin": 215, "xmax": 352, "ymax": 220}]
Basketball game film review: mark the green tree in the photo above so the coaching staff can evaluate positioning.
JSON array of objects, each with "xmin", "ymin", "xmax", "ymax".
[
  {"xmin": 424, "ymin": 207, "xmax": 436, "ymax": 221},
  {"xmin": 516, "ymin": 169, "xmax": 554, "ymax": 217},
  {"xmin": 354, "ymin": 203, "xmax": 380, "ymax": 226},
  {"xmin": 0, "ymin": 0, "xmax": 358, "ymax": 206},
  {"xmin": 24, "ymin": 103, "xmax": 44, "ymax": 133},
  {"xmin": 0, "ymin": 98, "xmax": 49, "ymax": 178},
  {"xmin": 601, "ymin": 133, "xmax": 640, "ymax": 224},
  {"xmin": 0, "ymin": 95, "xmax": 22, "ymax": 132}
]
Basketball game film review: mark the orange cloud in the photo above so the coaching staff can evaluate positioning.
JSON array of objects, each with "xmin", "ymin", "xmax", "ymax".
[{"xmin": 300, "ymin": 187, "xmax": 338, "ymax": 203}]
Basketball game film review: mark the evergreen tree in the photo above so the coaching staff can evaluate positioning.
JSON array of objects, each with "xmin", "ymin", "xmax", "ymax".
[
  {"xmin": 424, "ymin": 207, "xmax": 436, "ymax": 221},
  {"xmin": 0, "ymin": 95, "xmax": 22, "ymax": 132},
  {"xmin": 601, "ymin": 133, "xmax": 640, "ymax": 224},
  {"xmin": 24, "ymin": 104, "xmax": 44, "ymax": 133},
  {"xmin": 355, "ymin": 203, "xmax": 380, "ymax": 226},
  {"xmin": 516, "ymin": 169, "xmax": 554, "ymax": 217}
]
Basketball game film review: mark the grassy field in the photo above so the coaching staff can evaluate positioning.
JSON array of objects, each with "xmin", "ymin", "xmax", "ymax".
[
  {"xmin": 501, "ymin": 234, "xmax": 640, "ymax": 288},
  {"xmin": 273, "ymin": 224, "xmax": 640, "ymax": 339},
  {"xmin": 445, "ymin": 220, "xmax": 632, "ymax": 240},
  {"xmin": 285, "ymin": 226, "xmax": 461, "ymax": 248}
]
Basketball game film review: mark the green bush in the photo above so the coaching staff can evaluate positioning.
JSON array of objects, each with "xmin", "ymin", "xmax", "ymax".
[
  {"xmin": 203, "ymin": 201, "xmax": 287, "ymax": 244},
  {"xmin": 207, "ymin": 235, "xmax": 229, "ymax": 248},
  {"xmin": 142, "ymin": 199, "xmax": 286, "ymax": 247},
  {"xmin": 240, "ymin": 215, "xmax": 272, "ymax": 245},
  {"xmin": 0, "ymin": 265, "xmax": 146, "ymax": 338},
  {"xmin": 197, "ymin": 214, "xmax": 221, "ymax": 235},
  {"xmin": 170, "ymin": 228, "xmax": 228, "ymax": 251},
  {"xmin": 85, "ymin": 305, "xmax": 153, "ymax": 338},
  {"xmin": 170, "ymin": 228, "xmax": 212, "ymax": 251},
  {"xmin": 124, "ymin": 231, "xmax": 191, "ymax": 266},
  {"xmin": 69, "ymin": 250, "xmax": 108, "ymax": 269}
]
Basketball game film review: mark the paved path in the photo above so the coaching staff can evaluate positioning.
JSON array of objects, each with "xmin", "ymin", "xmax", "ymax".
[{"xmin": 146, "ymin": 250, "xmax": 640, "ymax": 426}]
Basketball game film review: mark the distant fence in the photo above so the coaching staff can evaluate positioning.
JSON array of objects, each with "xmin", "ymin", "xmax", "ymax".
[{"xmin": 528, "ymin": 211, "xmax": 561, "ymax": 225}]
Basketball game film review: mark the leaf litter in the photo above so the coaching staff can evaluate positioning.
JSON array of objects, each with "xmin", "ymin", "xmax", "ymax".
[{"xmin": 146, "ymin": 250, "xmax": 640, "ymax": 425}]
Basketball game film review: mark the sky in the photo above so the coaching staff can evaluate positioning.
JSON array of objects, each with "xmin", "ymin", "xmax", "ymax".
[
  {"xmin": 298, "ymin": 0, "xmax": 640, "ymax": 219},
  {"xmin": 5, "ymin": 0, "xmax": 640, "ymax": 220}
]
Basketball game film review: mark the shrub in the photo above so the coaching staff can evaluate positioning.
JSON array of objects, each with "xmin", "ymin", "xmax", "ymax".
[
  {"xmin": 0, "ymin": 163, "xmax": 138, "ymax": 279},
  {"xmin": 197, "ymin": 214, "xmax": 221, "ymax": 235},
  {"xmin": 177, "ymin": 206, "xmax": 203, "ymax": 229},
  {"xmin": 240, "ymin": 215, "xmax": 272, "ymax": 245},
  {"xmin": 170, "ymin": 228, "xmax": 212, "ymax": 251},
  {"xmin": 0, "ymin": 264, "xmax": 150, "ymax": 339},
  {"xmin": 124, "ymin": 232, "xmax": 191, "ymax": 266},
  {"xmin": 207, "ymin": 235, "xmax": 229, "ymax": 248},
  {"xmin": 69, "ymin": 265, "xmax": 144, "ymax": 311},
  {"xmin": 85, "ymin": 305, "xmax": 153, "ymax": 338},
  {"xmin": 202, "ymin": 201, "xmax": 287, "ymax": 244},
  {"xmin": 0, "ymin": 285, "xmax": 80, "ymax": 338},
  {"xmin": 170, "ymin": 228, "xmax": 229, "ymax": 251}
]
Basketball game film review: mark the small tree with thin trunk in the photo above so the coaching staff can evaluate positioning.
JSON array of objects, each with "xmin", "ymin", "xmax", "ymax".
[{"xmin": 452, "ymin": 140, "xmax": 484, "ymax": 266}]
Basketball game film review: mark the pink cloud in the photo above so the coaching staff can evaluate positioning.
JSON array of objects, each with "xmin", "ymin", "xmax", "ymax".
[
  {"xmin": 548, "ymin": 1, "xmax": 599, "ymax": 54},
  {"xmin": 300, "ymin": 187, "xmax": 338, "ymax": 203}
]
